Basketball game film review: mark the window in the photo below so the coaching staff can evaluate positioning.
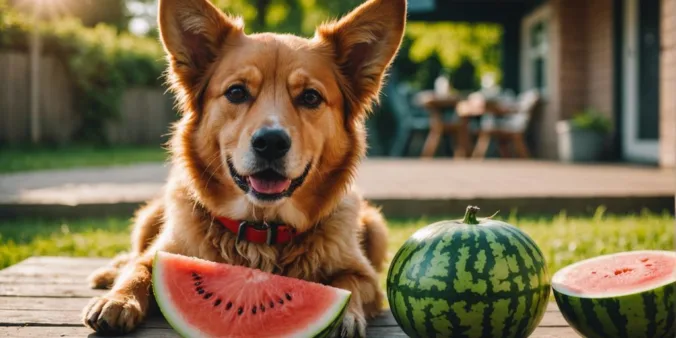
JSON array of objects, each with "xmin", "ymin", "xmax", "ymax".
[
  {"xmin": 521, "ymin": 5, "xmax": 551, "ymax": 97},
  {"xmin": 530, "ymin": 21, "xmax": 548, "ymax": 93}
]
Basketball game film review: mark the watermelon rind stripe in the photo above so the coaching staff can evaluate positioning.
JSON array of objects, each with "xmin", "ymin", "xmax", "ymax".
[
  {"xmin": 554, "ymin": 281, "xmax": 676, "ymax": 338},
  {"xmin": 497, "ymin": 226, "xmax": 549, "ymax": 337},
  {"xmin": 152, "ymin": 251, "xmax": 351, "ymax": 338},
  {"xmin": 313, "ymin": 297, "xmax": 350, "ymax": 338},
  {"xmin": 386, "ymin": 220, "xmax": 550, "ymax": 338},
  {"xmin": 304, "ymin": 288, "xmax": 351, "ymax": 338}
]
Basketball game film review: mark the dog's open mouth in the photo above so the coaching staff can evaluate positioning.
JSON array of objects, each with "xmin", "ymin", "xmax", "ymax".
[
  {"xmin": 227, "ymin": 158, "xmax": 311, "ymax": 201},
  {"xmin": 247, "ymin": 170, "xmax": 291, "ymax": 195}
]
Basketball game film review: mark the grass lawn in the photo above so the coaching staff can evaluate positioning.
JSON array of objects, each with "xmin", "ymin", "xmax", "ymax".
[
  {"xmin": 1, "ymin": 209, "xmax": 673, "ymax": 291},
  {"xmin": 0, "ymin": 145, "xmax": 168, "ymax": 173}
]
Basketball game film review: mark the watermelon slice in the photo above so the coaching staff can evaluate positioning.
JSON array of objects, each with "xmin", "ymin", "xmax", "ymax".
[
  {"xmin": 152, "ymin": 251, "xmax": 351, "ymax": 338},
  {"xmin": 552, "ymin": 250, "xmax": 676, "ymax": 338}
]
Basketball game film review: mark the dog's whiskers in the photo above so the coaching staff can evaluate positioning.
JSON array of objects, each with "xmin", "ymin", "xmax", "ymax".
[
  {"xmin": 201, "ymin": 152, "xmax": 224, "ymax": 190},
  {"xmin": 204, "ymin": 161, "xmax": 225, "ymax": 191}
]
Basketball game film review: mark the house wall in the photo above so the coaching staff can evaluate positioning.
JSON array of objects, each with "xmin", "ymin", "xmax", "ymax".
[
  {"xmin": 521, "ymin": 0, "xmax": 618, "ymax": 160},
  {"xmin": 556, "ymin": 0, "xmax": 589, "ymax": 121},
  {"xmin": 521, "ymin": 0, "xmax": 611, "ymax": 159},
  {"xmin": 585, "ymin": 0, "xmax": 615, "ymax": 120},
  {"xmin": 660, "ymin": 0, "xmax": 676, "ymax": 167},
  {"xmin": 523, "ymin": 0, "xmax": 673, "ymax": 166}
]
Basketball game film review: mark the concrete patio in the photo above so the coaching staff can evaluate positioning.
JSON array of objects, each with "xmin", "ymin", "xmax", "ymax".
[{"xmin": 0, "ymin": 159, "xmax": 673, "ymax": 219}]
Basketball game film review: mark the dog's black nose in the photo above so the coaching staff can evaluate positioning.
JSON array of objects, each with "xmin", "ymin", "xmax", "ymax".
[{"xmin": 251, "ymin": 128, "xmax": 291, "ymax": 160}]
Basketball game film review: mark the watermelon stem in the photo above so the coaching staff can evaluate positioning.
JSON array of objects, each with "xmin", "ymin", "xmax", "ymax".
[{"xmin": 463, "ymin": 205, "xmax": 480, "ymax": 225}]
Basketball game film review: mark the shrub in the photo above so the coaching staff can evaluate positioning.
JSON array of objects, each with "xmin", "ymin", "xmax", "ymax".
[
  {"xmin": 0, "ymin": 1, "xmax": 166, "ymax": 144},
  {"xmin": 571, "ymin": 108, "xmax": 612, "ymax": 134}
]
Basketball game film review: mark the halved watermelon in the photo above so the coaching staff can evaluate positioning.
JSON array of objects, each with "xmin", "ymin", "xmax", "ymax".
[
  {"xmin": 152, "ymin": 251, "xmax": 351, "ymax": 338},
  {"xmin": 552, "ymin": 250, "xmax": 676, "ymax": 338}
]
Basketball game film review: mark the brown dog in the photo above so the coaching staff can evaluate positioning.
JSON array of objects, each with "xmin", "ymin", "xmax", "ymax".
[{"xmin": 81, "ymin": 0, "xmax": 406, "ymax": 336}]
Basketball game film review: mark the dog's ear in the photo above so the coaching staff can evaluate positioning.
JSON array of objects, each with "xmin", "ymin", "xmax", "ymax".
[
  {"xmin": 158, "ymin": 0, "xmax": 243, "ymax": 89},
  {"xmin": 316, "ymin": 0, "xmax": 406, "ymax": 114}
]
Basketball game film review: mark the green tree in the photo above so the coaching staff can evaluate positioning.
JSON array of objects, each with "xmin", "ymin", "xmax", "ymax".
[{"xmin": 405, "ymin": 22, "xmax": 503, "ymax": 86}]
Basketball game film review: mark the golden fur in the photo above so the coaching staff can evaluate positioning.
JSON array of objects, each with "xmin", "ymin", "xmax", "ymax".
[{"xmin": 81, "ymin": 0, "xmax": 406, "ymax": 336}]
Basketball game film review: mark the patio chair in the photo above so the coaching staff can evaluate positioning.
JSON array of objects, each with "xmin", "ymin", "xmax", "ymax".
[
  {"xmin": 471, "ymin": 89, "xmax": 540, "ymax": 159},
  {"xmin": 386, "ymin": 81, "xmax": 434, "ymax": 157}
]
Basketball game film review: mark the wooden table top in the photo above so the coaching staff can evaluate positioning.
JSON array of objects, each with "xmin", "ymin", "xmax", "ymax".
[
  {"xmin": 0, "ymin": 257, "xmax": 580, "ymax": 337},
  {"xmin": 413, "ymin": 90, "xmax": 463, "ymax": 110}
]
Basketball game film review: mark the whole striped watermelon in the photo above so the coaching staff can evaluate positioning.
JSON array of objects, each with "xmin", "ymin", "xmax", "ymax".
[
  {"xmin": 552, "ymin": 250, "xmax": 676, "ymax": 338},
  {"xmin": 386, "ymin": 206, "xmax": 550, "ymax": 338}
]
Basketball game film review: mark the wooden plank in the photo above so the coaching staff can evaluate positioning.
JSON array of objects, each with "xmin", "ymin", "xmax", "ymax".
[
  {"xmin": 0, "ymin": 274, "xmax": 86, "ymax": 285},
  {"xmin": 530, "ymin": 326, "xmax": 580, "ymax": 338},
  {"xmin": 0, "ymin": 266, "xmax": 93, "ymax": 279},
  {"xmin": 0, "ymin": 325, "xmax": 180, "ymax": 338},
  {"xmin": 0, "ymin": 310, "xmax": 167, "ymax": 328},
  {"xmin": 0, "ymin": 325, "xmax": 581, "ymax": 338},
  {"xmin": 0, "ymin": 311, "xmax": 415, "ymax": 334},
  {"xmin": 0, "ymin": 297, "xmax": 89, "ymax": 311},
  {"xmin": 9, "ymin": 256, "xmax": 112, "ymax": 268},
  {"xmin": 0, "ymin": 257, "xmax": 577, "ymax": 337},
  {"xmin": 0, "ymin": 304, "xmax": 568, "ymax": 328},
  {"xmin": 0, "ymin": 284, "xmax": 104, "ymax": 298},
  {"xmin": 0, "ymin": 257, "xmax": 109, "ymax": 278},
  {"xmin": 0, "ymin": 294, "xmax": 564, "ymax": 316}
]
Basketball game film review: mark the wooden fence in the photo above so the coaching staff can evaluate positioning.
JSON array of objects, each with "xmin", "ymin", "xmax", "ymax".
[{"xmin": 0, "ymin": 51, "xmax": 178, "ymax": 146}]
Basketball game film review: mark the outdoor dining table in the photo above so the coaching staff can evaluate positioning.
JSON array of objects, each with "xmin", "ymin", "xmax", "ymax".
[
  {"xmin": 414, "ymin": 90, "xmax": 517, "ymax": 159},
  {"xmin": 413, "ymin": 90, "xmax": 466, "ymax": 158}
]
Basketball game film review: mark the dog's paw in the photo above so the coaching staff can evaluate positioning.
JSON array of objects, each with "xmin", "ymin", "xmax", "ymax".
[
  {"xmin": 335, "ymin": 309, "xmax": 366, "ymax": 338},
  {"xmin": 82, "ymin": 293, "xmax": 145, "ymax": 334},
  {"xmin": 86, "ymin": 266, "xmax": 117, "ymax": 289}
]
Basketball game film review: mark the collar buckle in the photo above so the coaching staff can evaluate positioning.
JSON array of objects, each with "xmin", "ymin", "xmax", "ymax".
[
  {"xmin": 265, "ymin": 223, "xmax": 278, "ymax": 245},
  {"xmin": 236, "ymin": 221, "xmax": 248, "ymax": 244},
  {"xmin": 235, "ymin": 220, "xmax": 279, "ymax": 245}
]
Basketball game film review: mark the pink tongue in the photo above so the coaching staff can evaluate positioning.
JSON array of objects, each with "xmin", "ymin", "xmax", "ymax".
[{"xmin": 248, "ymin": 177, "xmax": 292, "ymax": 194}]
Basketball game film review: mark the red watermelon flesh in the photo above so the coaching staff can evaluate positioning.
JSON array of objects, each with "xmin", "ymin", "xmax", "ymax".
[
  {"xmin": 152, "ymin": 251, "xmax": 351, "ymax": 338},
  {"xmin": 552, "ymin": 250, "xmax": 676, "ymax": 297}
]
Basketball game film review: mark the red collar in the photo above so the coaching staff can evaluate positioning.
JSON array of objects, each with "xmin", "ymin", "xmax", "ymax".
[{"xmin": 215, "ymin": 216, "xmax": 297, "ymax": 245}]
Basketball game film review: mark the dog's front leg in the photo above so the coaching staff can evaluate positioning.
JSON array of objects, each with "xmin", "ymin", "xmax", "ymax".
[
  {"xmin": 330, "ymin": 266, "xmax": 384, "ymax": 338},
  {"xmin": 81, "ymin": 254, "xmax": 153, "ymax": 334}
]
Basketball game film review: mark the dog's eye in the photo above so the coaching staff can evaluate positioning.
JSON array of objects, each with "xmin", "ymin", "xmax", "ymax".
[
  {"xmin": 298, "ymin": 89, "xmax": 323, "ymax": 108},
  {"xmin": 225, "ymin": 85, "xmax": 250, "ymax": 104}
]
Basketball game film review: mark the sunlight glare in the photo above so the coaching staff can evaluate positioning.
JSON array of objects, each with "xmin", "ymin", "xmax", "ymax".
[{"xmin": 15, "ymin": 0, "xmax": 71, "ymax": 19}]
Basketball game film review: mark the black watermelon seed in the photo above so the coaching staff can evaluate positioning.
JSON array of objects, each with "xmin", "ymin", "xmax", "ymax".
[
  {"xmin": 226, "ymin": 302, "xmax": 233, "ymax": 310},
  {"xmin": 278, "ymin": 299, "xmax": 284, "ymax": 305},
  {"xmin": 269, "ymin": 301, "xmax": 274, "ymax": 308},
  {"xmin": 194, "ymin": 281, "xmax": 202, "ymax": 286},
  {"xmin": 214, "ymin": 299, "xmax": 222, "ymax": 307},
  {"xmin": 197, "ymin": 288, "xmax": 205, "ymax": 295},
  {"xmin": 260, "ymin": 304, "xmax": 265, "ymax": 312},
  {"xmin": 238, "ymin": 307, "xmax": 243, "ymax": 315},
  {"xmin": 285, "ymin": 293, "xmax": 292, "ymax": 301},
  {"xmin": 204, "ymin": 293, "xmax": 213, "ymax": 300},
  {"xmin": 252, "ymin": 306, "xmax": 257, "ymax": 314}
]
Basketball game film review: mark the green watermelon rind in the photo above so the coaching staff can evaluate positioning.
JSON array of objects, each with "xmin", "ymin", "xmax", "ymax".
[
  {"xmin": 386, "ymin": 219, "xmax": 551, "ymax": 338},
  {"xmin": 152, "ymin": 251, "xmax": 352, "ymax": 338},
  {"xmin": 551, "ymin": 250, "xmax": 676, "ymax": 338}
]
